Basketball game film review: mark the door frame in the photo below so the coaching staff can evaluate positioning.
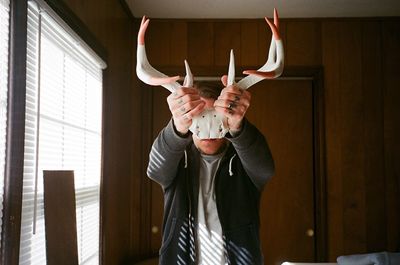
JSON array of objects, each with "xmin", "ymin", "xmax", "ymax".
[
  {"xmin": 139, "ymin": 66, "xmax": 327, "ymax": 262},
  {"xmin": 283, "ymin": 66, "xmax": 326, "ymax": 262}
]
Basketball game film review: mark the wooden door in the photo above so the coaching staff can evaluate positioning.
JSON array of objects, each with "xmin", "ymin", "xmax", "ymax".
[
  {"xmin": 246, "ymin": 80, "xmax": 315, "ymax": 265},
  {"xmin": 147, "ymin": 79, "xmax": 318, "ymax": 264}
]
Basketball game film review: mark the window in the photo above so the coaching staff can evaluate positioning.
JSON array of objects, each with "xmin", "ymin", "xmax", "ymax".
[
  {"xmin": 0, "ymin": 0, "xmax": 10, "ymax": 251},
  {"xmin": 19, "ymin": 1, "xmax": 106, "ymax": 264}
]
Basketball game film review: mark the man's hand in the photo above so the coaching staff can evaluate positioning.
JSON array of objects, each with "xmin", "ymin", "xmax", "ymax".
[
  {"xmin": 214, "ymin": 75, "xmax": 251, "ymax": 132},
  {"xmin": 167, "ymin": 87, "xmax": 205, "ymax": 135}
]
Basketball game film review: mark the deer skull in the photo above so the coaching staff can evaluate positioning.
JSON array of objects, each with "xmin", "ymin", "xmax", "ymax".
[{"xmin": 136, "ymin": 9, "xmax": 284, "ymax": 139}]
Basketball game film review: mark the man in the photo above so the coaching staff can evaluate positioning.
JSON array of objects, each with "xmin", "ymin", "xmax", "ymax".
[{"xmin": 147, "ymin": 77, "xmax": 275, "ymax": 265}]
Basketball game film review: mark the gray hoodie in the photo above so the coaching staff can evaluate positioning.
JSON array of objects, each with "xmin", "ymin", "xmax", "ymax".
[{"xmin": 147, "ymin": 118, "xmax": 275, "ymax": 265}]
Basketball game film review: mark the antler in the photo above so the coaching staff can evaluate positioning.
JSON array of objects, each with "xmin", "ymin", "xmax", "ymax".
[
  {"xmin": 230, "ymin": 8, "xmax": 284, "ymax": 90},
  {"xmin": 136, "ymin": 16, "xmax": 192, "ymax": 92}
]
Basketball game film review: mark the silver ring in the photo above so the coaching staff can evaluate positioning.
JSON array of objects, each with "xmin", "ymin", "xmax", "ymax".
[{"xmin": 228, "ymin": 102, "xmax": 236, "ymax": 110}]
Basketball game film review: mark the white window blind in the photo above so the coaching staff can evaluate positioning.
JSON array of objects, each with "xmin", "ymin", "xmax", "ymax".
[
  {"xmin": 20, "ymin": 1, "xmax": 106, "ymax": 264},
  {"xmin": 0, "ymin": 0, "xmax": 10, "ymax": 251}
]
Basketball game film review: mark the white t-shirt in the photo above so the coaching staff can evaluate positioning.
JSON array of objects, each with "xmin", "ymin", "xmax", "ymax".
[{"xmin": 197, "ymin": 150, "xmax": 227, "ymax": 265}]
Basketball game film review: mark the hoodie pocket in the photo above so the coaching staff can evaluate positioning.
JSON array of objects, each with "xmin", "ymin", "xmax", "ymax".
[{"xmin": 224, "ymin": 223, "xmax": 262, "ymax": 265}]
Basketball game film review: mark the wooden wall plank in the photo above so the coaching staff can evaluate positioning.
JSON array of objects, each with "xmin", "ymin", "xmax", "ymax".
[
  {"xmin": 170, "ymin": 21, "xmax": 188, "ymax": 66},
  {"xmin": 240, "ymin": 21, "xmax": 258, "ymax": 66},
  {"xmin": 147, "ymin": 20, "xmax": 171, "ymax": 66},
  {"xmin": 382, "ymin": 19, "xmax": 400, "ymax": 252},
  {"xmin": 214, "ymin": 22, "xmax": 241, "ymax": 66},
  {"xmin": 321, "ymin": 21, "xmax": 343, "ymax": 261},
  {"xmin": 361, "ymin": 20, "xmax": 387, "ymax": 252},
  {"xmin": 257, "ymin": 19, "xmax": 270, "ymax": 66},
  {"xmin": 286, "ymin": 20, "xmax": 321, "ymax": 66},
  {"xmin": 188, "ymin": 22, "xmax": 214, "ymax": 66},
  {"xmin": 339, "ymin": 20, "xmax": 366, "ymax": 255},
  {"xmin": 279, "ymin": 20, "xmax": 288, "ymax": 67}
]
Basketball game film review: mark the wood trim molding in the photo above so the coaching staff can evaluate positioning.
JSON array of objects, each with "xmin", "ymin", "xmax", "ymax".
[{"xmin": 1, "ymin": 0, "xmax": 28, "ymax": 264}]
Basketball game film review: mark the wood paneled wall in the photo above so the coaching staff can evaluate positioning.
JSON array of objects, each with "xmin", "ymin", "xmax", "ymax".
[
  {"xmin": 321, "ymin": 19, "xmax": 400, "ymax": 258},
  {"xmin": 139, "ymin": 17, "xmax": 400, "ymax": 262}
]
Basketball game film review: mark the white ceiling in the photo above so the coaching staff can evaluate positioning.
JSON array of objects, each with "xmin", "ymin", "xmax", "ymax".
[{"xmin": 125, "ymin": 0, "xmax": 400, "ymax": 19}]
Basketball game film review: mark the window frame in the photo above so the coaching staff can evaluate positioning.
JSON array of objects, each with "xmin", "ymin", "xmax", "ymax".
[{"xmin": 2, "ymin": 0, "xmax": 107, "ymax": 264}]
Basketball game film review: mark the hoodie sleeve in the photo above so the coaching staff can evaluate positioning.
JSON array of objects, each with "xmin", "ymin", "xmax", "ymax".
[
  {"xmin": 227, "ymin": 118, "xmax": 275, "ymax": 190},
  {"xmin": 147, "ymin": 119, "xmax": 192, "ymax": 188}
]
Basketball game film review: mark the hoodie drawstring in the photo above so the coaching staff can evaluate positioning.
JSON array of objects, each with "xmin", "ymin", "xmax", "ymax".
[
  {"xmin": 184, "ymin": 150, "xmax": 188, "ymax": 168},
  {"xmin": 228, "ymin": 154, "xmax": 237, "ymax": 176}
]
